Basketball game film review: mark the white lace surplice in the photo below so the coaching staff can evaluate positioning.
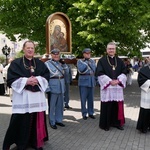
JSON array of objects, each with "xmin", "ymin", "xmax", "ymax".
[
  {"xmin": 11, "ymin": 76, "xmax": 48, "ymax": 114},
  {"xmin": 98, "ymin": 74, "xmax": 127, "ymax": 102},
  {"xmin": 140, "ymin": 79, "xmax": 150, "ymax": 109}
]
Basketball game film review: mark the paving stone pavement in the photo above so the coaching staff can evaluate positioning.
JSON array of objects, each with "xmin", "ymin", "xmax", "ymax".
[{"xmin": 0, "ymin": 72, "xmax": 150, "ymax": 150}]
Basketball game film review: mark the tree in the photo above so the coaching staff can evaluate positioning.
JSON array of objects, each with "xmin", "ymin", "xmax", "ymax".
[
  {"xmin": 69, "ymin": 0, "xmax": 150, "ymax": 57},
  {"xmin": 0, "ymin": 0, "xmax": 71, "ymax": 54},
  {"xmin": 0, "ymin": 56, "xmax": 5, "ymax": 65},
  {"xmin": 0, "ymin": 0, "xmax": 150, "ymax": 57}
]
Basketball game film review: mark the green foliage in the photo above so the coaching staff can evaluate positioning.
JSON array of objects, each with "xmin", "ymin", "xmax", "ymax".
[
  {"xmin": 0, "ymin": 55, "xmax": 5, "ymax": 64},
  {"xmin": 0, "ymin": 0, "xmax": 150, "ymax": 57},
  {"xmin": 69, "ymin": 0, "xmax": 150, "ymax": 57},
  {"xmin": 15, "ymin": 50, "xmax": 24, "ymax": 58},
  {"xmin": 0, "ymin": 0, "xmax": 71, "ymax": 54}
]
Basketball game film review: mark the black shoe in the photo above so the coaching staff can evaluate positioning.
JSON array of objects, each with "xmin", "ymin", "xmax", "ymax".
[
  {"xmin": 104, "ymin": 128, "xmax": 109, "ymax": 131},
  {"xmin": 83, "ymin": 116, "xmax": 87, "ymax": 120},
  {"xmin": 56, "ymin": 122, "xmax": 65, "ymax": 127},
  {"xmin": 116, "ymin": 126, "xmax": 124, "ymax": 130},
  {"xmin": 89, "ymin": 115, "xmax": 95, "ymax": 119},
  {"xmin": 99, "ymin": 126, "xmax": 109, "ymax": 131},
  {"xmin": 50, "ymin": 124, "xmax": 57, "ymax": 129},
  {"xmin": 142, "ymin": 129, "xmax": 147, "ymax": 133},
  {"xmin": 33, "ymin": 147, "xmax": 43, "ymax": 150},
  {"xmin": 31, "ymin": 146, "xmax": 43, "ymax": 150},
  {"xmin": 113, "ymin": 125, "xmax": 124, "ymax": 130},
  {"xmin": 65, "ymin": 106, "xmax": 72, "ymax": 109}
]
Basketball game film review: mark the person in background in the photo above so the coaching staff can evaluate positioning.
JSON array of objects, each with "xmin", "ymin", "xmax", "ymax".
[
  {"xmin": 133, "ymin": 59, "xmax": 139, "ymax": 72},
  {"xmin": 124, "ymin": 59, "xmax": 133, "ymax": 86},
  {"xmin": 137, "ymin": 59, "xmax": 144, "ymax": 72},
  {"xmin": 144, "ymin": 57, "xmax": 150, "ymax": 67},
  {"xmin": 95, "ymin": 42, "xmax": 127, "ymax": 131},
  {"xmin": 63, "ymin": 63, "xmax": 72, "ymax": 110},
  {"xmin": 45, "ymin": 49, "xmax": 67, "ymax": 129},
  {"xmin": 2, "ymin": 41, "xmax": 49, "ymax": 150},
  {"xmin": 3, "ymin": 58, "xmax": 14, "ymax": 96},
  {"xmin": 77, "ymin": 48, "xmax": 96, "ymax": 120},
  {"xmin": 0, "ymin": 61, "xmax": 5, "ymax": 95},
  {"xmin": 136, "ymin": 60, "xmax": 150, "ymax": 133}
]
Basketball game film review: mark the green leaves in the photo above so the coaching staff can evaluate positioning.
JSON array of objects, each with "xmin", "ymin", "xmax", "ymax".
[
  {"xmin": 70, "ymin": 0, "xmax": 150, "ymax": 57},
  {"xmin": 0, "ymin": 0, "xmax": 149, "ymax": 57}
]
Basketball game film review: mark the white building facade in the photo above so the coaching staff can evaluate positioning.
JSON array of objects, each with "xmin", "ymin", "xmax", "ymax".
[{"xmin": 0, "ymin": 33, "xmax": 26, "ymax": 58}]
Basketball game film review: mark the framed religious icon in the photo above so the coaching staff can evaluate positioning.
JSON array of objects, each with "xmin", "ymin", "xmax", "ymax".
[{"xmin": 46, "ymin": 12, "xmax": 72, "ymax": 55}]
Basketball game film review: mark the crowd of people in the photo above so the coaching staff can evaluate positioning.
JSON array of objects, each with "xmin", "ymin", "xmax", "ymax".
[
  {"xmin": 1, "ymin": 41, "xmax": 150, "ymax": 150},
  {"xmin": 123, "ymin": 57, "xmax": 150, "ymax": 86}
]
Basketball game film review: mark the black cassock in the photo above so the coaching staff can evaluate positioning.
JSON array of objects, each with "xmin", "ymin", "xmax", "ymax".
[
  {"xmin": 3, "ymin": 57, "xmax": 50, "ymax": 149},
  {"xmin": 95, "ymin": 55, "xmax": 127, "ymax": 130},
  {"xmin": 137, "ymin": 66, "xmax": 150, "ymax": 133}
]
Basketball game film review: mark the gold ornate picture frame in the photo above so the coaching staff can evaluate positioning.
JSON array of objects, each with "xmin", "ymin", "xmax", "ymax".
[{"xmin": 46, "ymin": 12, "xmax": 72, "ymax": 54}]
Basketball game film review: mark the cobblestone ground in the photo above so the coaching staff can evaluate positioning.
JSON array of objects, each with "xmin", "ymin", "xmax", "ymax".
[{"xmin": 0, "ymin": 72, "xmax": 150, "ymax": 150}]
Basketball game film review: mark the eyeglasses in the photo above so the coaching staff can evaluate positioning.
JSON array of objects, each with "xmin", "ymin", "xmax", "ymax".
[
  {"xmin": 84, "ymin": 53, "xmax": 91, "ymax": 54},
  {"xmin": 52, "ymin": 53, "xmax": 59, "ymax": 55}
]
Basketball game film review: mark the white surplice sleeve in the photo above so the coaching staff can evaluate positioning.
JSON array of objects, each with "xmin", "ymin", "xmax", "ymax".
[
  {"xmin": 11, "ymin": 77, "xmax": 28, "ymax": 94},
  {"xmin": 140, "ymin": 79, "xmax": 150, "ymax": 93},
  {"xmin": 117, "ymin": 73, "xmax": 127, "ymax": 88},
  {"xmin": 36, "ymin": 76, "xmax": 48, "ymax": 92},
  {"xmin": 98, "ymin": 75, "xmax": 112, "ymax": 89}
]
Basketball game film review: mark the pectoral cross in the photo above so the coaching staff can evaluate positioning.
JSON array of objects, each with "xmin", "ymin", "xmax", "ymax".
[
  {"xmin": 112, "ymin": 66, "xmax": 115, "ymax": 70},
  {"xmin": 30, "ymin": 66, "xmax": 35, "ymax": 73}
]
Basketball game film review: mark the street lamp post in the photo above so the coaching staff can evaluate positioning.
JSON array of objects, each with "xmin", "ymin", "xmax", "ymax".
[{"xmin": 2, "ymin": 44, "xmax": 11, "ymax": 65}]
